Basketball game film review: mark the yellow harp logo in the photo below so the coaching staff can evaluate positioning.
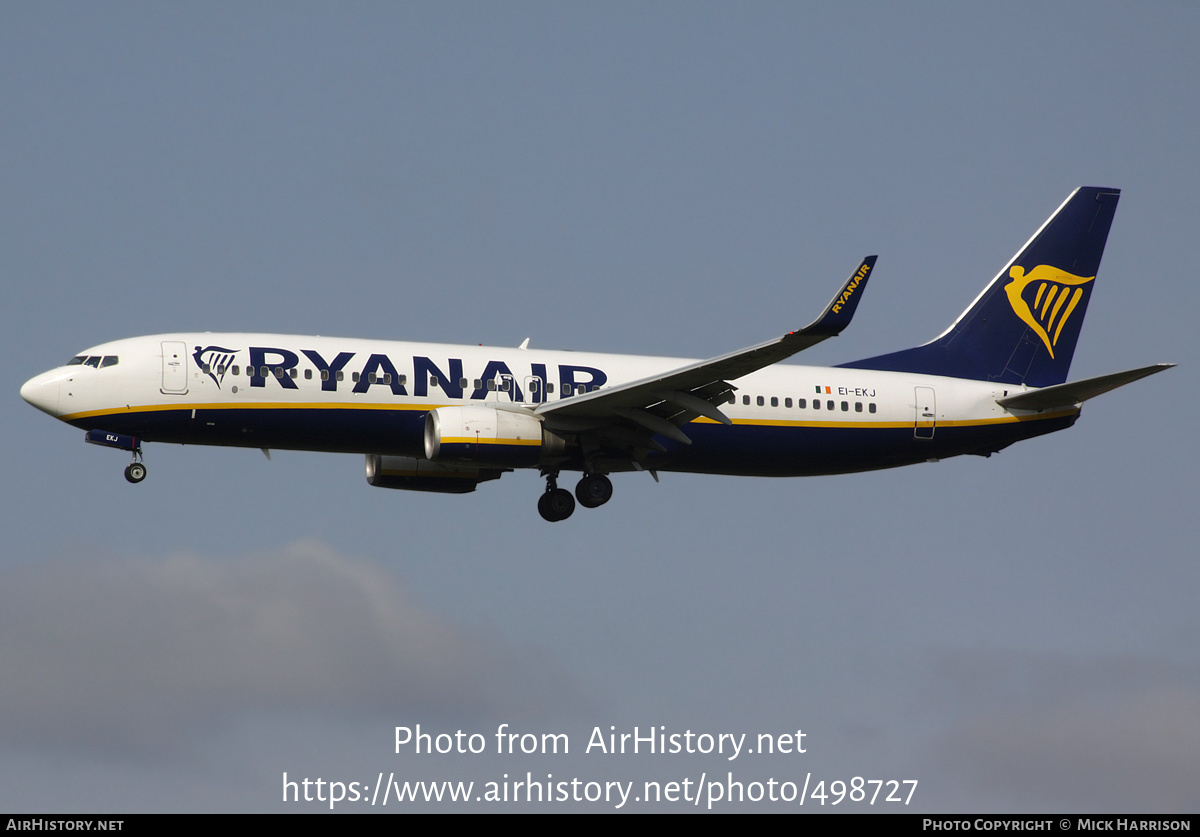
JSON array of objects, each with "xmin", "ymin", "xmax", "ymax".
[{"xmin": 1004, "ymin": 264, "xmax": 1094, "ymax": 358}]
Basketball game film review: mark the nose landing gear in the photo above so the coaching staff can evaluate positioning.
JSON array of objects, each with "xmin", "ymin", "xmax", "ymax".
[
  {"xmin": 124, "ymin": 460, "xmax": 147, "ymax": 484},
  {"xmin": 84, "ymin": 429, "xmax": 147, "ymax": 484}
]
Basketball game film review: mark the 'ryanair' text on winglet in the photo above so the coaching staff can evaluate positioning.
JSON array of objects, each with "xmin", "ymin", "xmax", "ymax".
[{"xmin": 793, "ymin": 255, "xmax": 877, "ymax": 338}]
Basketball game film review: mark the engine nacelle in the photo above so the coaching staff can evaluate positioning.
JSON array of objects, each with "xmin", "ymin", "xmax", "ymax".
[
  {"xmin": 365, "ymin": 455, "xmax": 506, "ymax": 494},
  {"xmin": 424, "ymin": 405, "xmax": 565, "ymax": 468}
]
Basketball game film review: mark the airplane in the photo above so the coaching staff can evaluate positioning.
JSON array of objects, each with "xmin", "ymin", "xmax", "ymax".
[{"xmin": 20, "ymin": 186, "xmax": 1172, "ymax": 522}]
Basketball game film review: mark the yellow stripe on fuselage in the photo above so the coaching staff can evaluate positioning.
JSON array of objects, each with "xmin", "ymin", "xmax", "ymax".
[{"xmin": 64, "ymin": 401, "xmax": 1079, "ymax": 431}]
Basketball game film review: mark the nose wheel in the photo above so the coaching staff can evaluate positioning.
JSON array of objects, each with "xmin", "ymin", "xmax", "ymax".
[{"xmin": 124, "ymin": 462, "xmax": 147, "ymax": 483}]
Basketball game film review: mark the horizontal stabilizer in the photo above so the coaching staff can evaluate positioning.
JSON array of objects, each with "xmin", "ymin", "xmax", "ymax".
[{"xmin": 996, "ymin": 363, "xmax": 1174, "ymax": 410}]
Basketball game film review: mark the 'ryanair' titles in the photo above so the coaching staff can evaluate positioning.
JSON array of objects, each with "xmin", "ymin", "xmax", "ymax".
[
  {"xmin": 830, "ymin": 259, "xmax": 872, "ymax": 314},
  {"xmin": 196, "ymin": 344, "xmax": 608, "ymax": 404}
]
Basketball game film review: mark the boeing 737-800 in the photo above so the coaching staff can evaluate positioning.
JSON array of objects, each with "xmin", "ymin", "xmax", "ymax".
[{"xmin": 20, "ymin": 187, "xmax": 1171, "ymax": 521}]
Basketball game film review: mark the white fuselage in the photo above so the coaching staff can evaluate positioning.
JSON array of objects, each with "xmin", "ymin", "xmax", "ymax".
[{"xmin": 20, "ymin": 333, "xmax": 1075, "ymax": 478}]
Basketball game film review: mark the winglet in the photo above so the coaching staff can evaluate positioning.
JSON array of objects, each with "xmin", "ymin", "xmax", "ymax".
[{"xmin": 794, "ymin": 255, "xmax": 877, "ymax": 338}]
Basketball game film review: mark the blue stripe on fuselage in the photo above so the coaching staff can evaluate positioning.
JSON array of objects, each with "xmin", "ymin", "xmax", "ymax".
[{"xmin": 68, "ymin": 405, "xmax": 1078, "ymax": 477}]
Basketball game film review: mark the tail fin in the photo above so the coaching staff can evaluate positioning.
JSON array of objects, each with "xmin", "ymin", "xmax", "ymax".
[{"xmin": 839, "ymin": 187, "xmax": 1120, "ymax": 387}]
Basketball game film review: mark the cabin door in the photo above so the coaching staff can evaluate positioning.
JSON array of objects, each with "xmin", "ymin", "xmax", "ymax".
[
  {"xmin": 161, "ymin": 341, "xmax": 188, "ymax": 394},
  {"xmin": 914, "ymin": 386, "xmax": 936, "ymax": 440}
]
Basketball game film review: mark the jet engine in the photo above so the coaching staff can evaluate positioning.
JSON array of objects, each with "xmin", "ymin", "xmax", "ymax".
[
  {"xmin": 364, "ymin": 454, "xmax": 506, "ymax": 494},
  {"xmin": 424, "ymin": 405, "xmax": 566, "ymax": 468}
]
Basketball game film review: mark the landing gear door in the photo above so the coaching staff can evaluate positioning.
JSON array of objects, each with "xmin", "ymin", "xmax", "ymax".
[
  {"xmin": 914, "ymin": 386, "xmax": 935, "ymax": 440},
  {"xmin": 161, "ymin": 341, "xmax": 188, "ymax": 394}
]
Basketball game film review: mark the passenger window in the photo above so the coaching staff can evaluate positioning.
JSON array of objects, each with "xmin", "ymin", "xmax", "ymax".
[
  {"xmin": 321, "ymin": 370, "xmax": 329, "ymax": 381},
  {"xmin": 430, "ymin": 376, "xmax": 438, "ymax": 387},
  {"xmin": 260, "ymin": 366, "xmax": 269, "ymax": 377},
  {"xmin": 501, "ymin": 379, "xmax": 510, "ymax": 391},
  {"xmin": 202, "ymin": 363, "xmax": 211, "ymax": 374},
  {"xmin": 742, "ymin": 395, "xmax": 750, "ymax": 405},
  {"xmin": 814, "ymin": 399, "xmax": 821, "ymax": 410},
  {"xmin": 798, "ymin": 398, "xmax": 806, "ymax": 409},
  {"xmin": 352, "ymin": 372, "xmax": 360, "ymax": 382},
  {"xmin": 398, "ymin": 375, "xmax": 406, "ymax": 385},
  {"xmin": 384, "ymin": 373, "xmax": 392, "ymax": 384},
  {"xmin": 546, "ymin": 383, "xmax": 555, "ymax": 393},
  {"xmin": 336, "ymin": 371, "xmax": 345, "ymax": 381},
  {"xmin": 459, "ymin": 378, "xmax": 468, "ymax": 388},
  {"xmin": 84, "ymin": 357, "xmax": 101, "ymax": 368},
  {"xmin": 785, "ymin": 398, "xmax": 792, "ymax": 408},
  {"xmin": 290, "ymin": 368, "xmax": 298, "ymax": 379},
  {"xmin": 304, "ymin": 369, "xmax": 312, "ymax": 380},
  {"xmin": 841, "ymin": 401, "xmax": 848, "ymax": 411},
  {"xmin": 869, "ymin": 403, "xmax": 877, "ymax": 413},
  {"xmin": 562, "ymin": 383, "xmax": 571, "ymax": 395},
  {"xmin": 855, "ymin": 402, "xmax": 862, "ymax": 412},
  {"xmin": 474, "ymin": 379, "xmax": 482, "ymax": 389},
  {"xmin": 770, "ymin": 397, "xmax": 778, "ymax": 407},
  {"xmin": 487, "ymin": 379, "xmax": 497, "ymax": 391},
  {"xmin": 101, "ymin": 356, "xmax": 118, "ymax": 368},
  {"xmin": 827, "ymin": 400, "xmax": 834, "ymax": 410},
  {"xmin": 368, "ymin": 372, "xmax": 377, "ymax": 384},
  {"xmin": 232, "ymin": 365, "xmax": 240, "ymax": 376},
  {"xmin": 756, "ymin": 396, "xmax": 764, "ymax": 406}
]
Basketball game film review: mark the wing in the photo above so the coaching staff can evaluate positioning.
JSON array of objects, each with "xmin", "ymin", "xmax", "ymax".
[{"xmin": 535, "ymin": 256, "xmax": 877, "ymax": 452}]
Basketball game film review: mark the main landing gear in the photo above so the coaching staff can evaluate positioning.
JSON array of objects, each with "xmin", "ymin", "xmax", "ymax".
[
  {"xmin": 537, "ymin": 472, "xmax": 613, "ymax": 522},
  {"xmin": 575, "ymin": 473, "xmax": 613, "ymax": 508}
]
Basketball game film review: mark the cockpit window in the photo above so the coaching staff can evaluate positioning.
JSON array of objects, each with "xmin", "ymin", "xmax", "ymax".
[{"xmin": 67, "ymin": 355, "xmax": 120, "ymax": 368}]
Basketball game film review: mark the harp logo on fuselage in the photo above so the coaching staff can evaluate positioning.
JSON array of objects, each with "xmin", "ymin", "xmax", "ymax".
[
  {"xmin": 193, "ymin": 345, "xmax": 239, "ymax": 389},
  {"xmin": 1003, "ymin": 264, "xmax": 1094, "ymax": 359}
]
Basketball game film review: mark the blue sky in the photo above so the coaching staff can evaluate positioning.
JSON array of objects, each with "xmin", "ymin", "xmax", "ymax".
[{"xmin": 3, "ymin": 2, "xmax": 1197, "ymax": 812}]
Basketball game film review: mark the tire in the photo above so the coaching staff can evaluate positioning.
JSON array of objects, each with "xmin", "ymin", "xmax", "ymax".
[
  {"xmin": 575, "ymin": 474, "xmax": 613, "ymax": 508},
  {"xmin": 538, "ymin": 488, "xmax": 575, "ymax": 521},
  {"xmin": 124, "ymin": 463, "xmax": 147, "ymax": 483}
]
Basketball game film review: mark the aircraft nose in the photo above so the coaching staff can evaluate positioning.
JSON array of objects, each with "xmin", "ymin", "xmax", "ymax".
[{"xmin": 20, "ymin": 371, "xmax": 61, "ymax": 416}]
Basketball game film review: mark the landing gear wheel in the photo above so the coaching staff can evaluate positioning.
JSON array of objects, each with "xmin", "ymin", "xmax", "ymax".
[
  {"xmin": 537, "ymin": 488, "xmax": 575, "ymax": 522},
  {"xmin": 124, "ymin": 462, "xmax": 147, "ymax": 484},
  {"xmin": 575, "ymin": 474, "xmax": 613, "ymax": 508}
]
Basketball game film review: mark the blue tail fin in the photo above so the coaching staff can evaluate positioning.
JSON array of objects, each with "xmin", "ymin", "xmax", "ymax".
[{"xmin": 839, "ymin": 187, "xmax": 1120, "ymax": 387}]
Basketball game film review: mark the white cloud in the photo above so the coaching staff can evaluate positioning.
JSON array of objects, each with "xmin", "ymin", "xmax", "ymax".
[{"xmin": 0, "ymin": 540, "xmax": 579, "ymax": 754}]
